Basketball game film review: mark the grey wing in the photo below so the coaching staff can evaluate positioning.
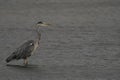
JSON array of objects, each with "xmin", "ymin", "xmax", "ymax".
[{"xmin": 14, "ymin": 40, "xmax": 35, "ymax": 59}]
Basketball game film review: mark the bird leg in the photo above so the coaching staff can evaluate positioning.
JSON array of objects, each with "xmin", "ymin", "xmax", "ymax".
[{"xmin": 24, "ymin": 58, "xmax": 28, "ymax": 65}]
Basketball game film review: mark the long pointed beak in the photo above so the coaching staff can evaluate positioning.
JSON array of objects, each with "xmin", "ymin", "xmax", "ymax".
[
  {"xmin": 34, "ymin": 22, "xmax": 52, "ymax": 28},
  {"xmin": 42, "ymin": 22, "xmax": 51, "ymax": 26}
]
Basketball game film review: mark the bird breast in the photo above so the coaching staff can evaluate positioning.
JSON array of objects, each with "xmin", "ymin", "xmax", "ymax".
[{"xmin": 31, "ymin": 42, "xmax": 39, "ymax": 55}]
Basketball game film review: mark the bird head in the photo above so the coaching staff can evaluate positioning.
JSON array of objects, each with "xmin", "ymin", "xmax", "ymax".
[{"xmin": 36, "ymin": 21, "xmax": 51, "ymax": 27}]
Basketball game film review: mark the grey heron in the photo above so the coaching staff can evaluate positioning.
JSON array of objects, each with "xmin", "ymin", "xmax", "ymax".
[{"xmin": 6, "ymin": 21, "xmax": 50, "ymax": 65}]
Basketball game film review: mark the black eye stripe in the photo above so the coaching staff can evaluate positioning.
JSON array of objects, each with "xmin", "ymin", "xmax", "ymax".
[{"xmin": 37, "ymin": 21, "xmax": 43, "ymax": 24}]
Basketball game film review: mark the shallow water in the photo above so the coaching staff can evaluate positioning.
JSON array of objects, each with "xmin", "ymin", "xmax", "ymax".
[{"xmin": 0, "ymin": 0, "xmax": 120, "ymax": 80}]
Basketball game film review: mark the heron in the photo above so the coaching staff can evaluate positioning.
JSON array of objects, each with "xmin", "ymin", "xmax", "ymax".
[{"xmin": 6, "ymin": 21, "xmax": 50, "ymax": 65}]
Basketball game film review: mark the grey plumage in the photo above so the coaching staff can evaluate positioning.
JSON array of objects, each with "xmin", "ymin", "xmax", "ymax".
[
  {"xmin": 5, "ymin": 21, "xmax": 50, "ymax": 65},
  {"xmin": 6, "ymin": 40, "xmax": 35, "ymax": 63}
]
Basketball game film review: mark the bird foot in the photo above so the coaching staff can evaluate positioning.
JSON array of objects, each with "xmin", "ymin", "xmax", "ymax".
[
  {"xmin": 24, "ymin": 62, "xmax": 29, "ymax": 66},
  {"xmin": 24, "ymin": 59, "xmax": 28, "ymax": 66}
]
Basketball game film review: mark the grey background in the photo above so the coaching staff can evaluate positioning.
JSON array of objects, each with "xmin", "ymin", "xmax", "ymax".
[{"xmin": 0, "ymin": 0, "xmax": 120, "ymax": 80}]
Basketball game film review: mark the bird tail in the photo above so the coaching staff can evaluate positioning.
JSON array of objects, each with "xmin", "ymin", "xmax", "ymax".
[{"xmin": 6, "ymin": 53, "xmax": 16, "ymax": 63}]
